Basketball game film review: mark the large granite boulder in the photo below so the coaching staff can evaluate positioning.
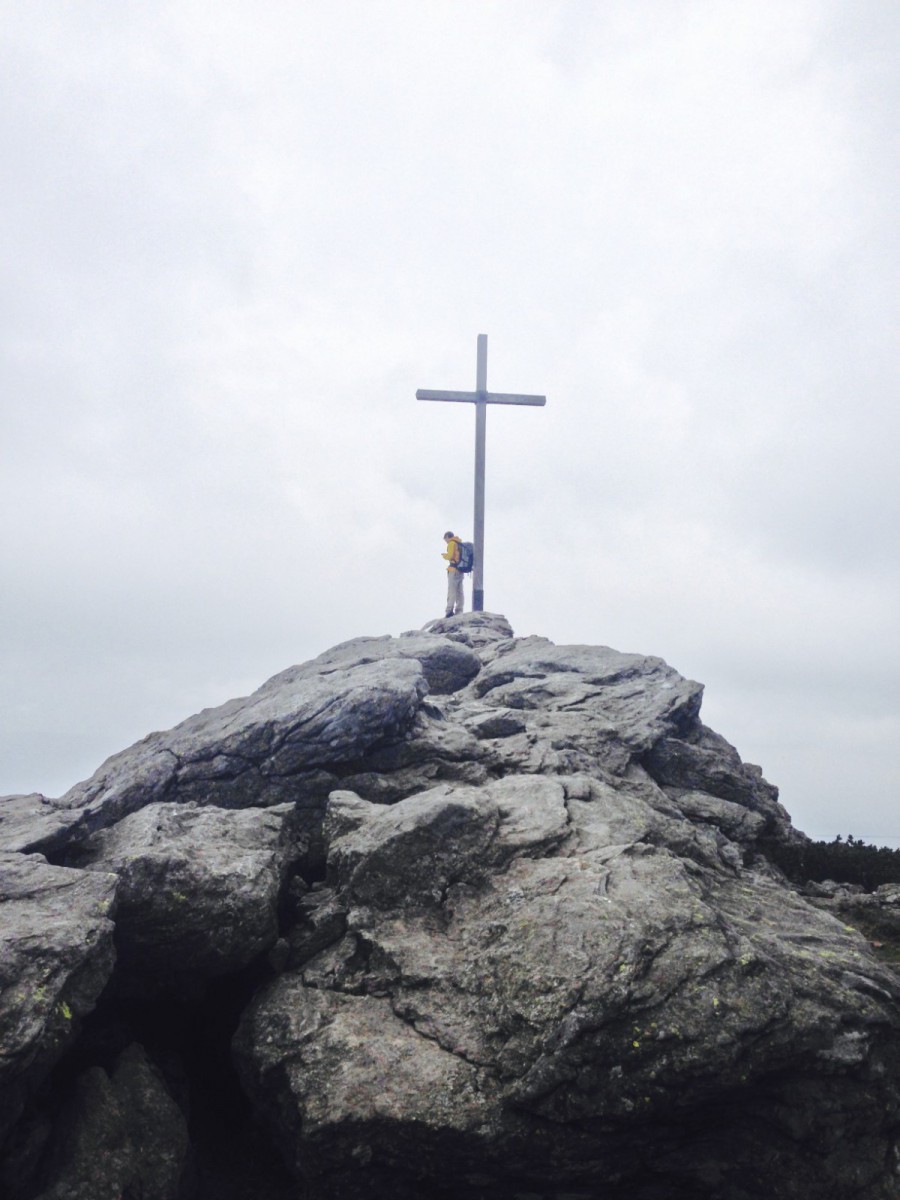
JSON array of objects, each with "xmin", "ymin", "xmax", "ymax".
[
  {"xmin": 67, "ymin": 801, "xmax": 303, "ymax": 988},
  {"xmin": 234, "ymin": 774, "xmax": 900, "ymax": 1198},
  {"xmin": 2, "ymin": 612, "xmax": 898, "ymax": 1198}
]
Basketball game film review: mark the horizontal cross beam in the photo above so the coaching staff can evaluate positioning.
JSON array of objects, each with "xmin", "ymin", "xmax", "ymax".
[{"xmin": 416, "ymin": 389, "xmax": 546, "ymax": 406}]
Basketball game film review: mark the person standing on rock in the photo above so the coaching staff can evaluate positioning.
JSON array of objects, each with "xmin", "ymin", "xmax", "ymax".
[{"xmin": 442, "ymin": 531, "xmax": 464, "ymax": 617}]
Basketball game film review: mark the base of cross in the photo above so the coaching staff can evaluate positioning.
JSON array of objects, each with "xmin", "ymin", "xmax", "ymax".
[{"xmin": 473, "ymin": 590, "xmax": 484, "ymax": 612}]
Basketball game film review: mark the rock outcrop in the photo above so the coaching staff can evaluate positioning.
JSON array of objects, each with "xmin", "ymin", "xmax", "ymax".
[
  {"xmin": 2, "ymin": 613, "xmax": 899, "ymax": 1199},
  {"xmin": 67, "ymin": 801, "xmax": 303, "ymax": 991},
  {"xmin": 0, "ymin": 853, "xmax": 117, "ymax": 1150}
]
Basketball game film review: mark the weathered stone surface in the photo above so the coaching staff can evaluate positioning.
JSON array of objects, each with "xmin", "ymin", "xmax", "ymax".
[
  {"xmin": 450, "ymin": 638, "xmax": 707, "ymax": 783},
  {"xmin": 0, "ymin": 853, "xmax": 117, "ymax": 1147},
  {"xmin": 68, "ymin": 801, "xmax": 302, "ymax": 983},
  {"xmin": 334, "ymin": 704, "xmax": 488, "ymax": 804},
  {"xmin": 643, "ymin": 721, "xmax": 786, "ymax": 831},
  {"xmin": 326, "ymin": 775, "xmax": 570, "ymax": 909},
  {"xmin": 422, "ymin": 610, "xmax": 515, "ymax": 650},
  {"xmin": 463, "ymin": 706, "xmax": 527, "ymax": 740},
  {"xmin": 311, "ymin": 632, "xmax": 482, "ymax": 694},
  {"xmin": 235, "ymin": 984, "xmax": 504, "ymax": 1199},
  {"xmin": 235, "ymin": 775, "xmax": 900, "ymax": 1199},
  {"xmin": 664, "ymin": 785, "xmax": 769, "ymax": 845},
  {"xmin": 472, "ymin": 639, "xmax": 702, "ymax": 734}
]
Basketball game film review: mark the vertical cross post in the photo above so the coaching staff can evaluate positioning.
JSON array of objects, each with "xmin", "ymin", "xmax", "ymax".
[
  {"xmin": 473, "ymin": 334, "xmax": 488, "ymax": 610},
  {"xmin": 417, "ymin": 335, "xmax": 546, "ymax": 613}
]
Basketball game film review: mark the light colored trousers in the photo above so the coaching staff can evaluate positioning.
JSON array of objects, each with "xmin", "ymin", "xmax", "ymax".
[{"xmin": 446, "ymin": 569, "xmax": 464, "ymax": 615}]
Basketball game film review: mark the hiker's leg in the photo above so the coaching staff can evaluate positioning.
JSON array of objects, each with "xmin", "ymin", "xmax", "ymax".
[{"xmin": 449, "ymin": 570, "xmax": 464, "ymax": 614}]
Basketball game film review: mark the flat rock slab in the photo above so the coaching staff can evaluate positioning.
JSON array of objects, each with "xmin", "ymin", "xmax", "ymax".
[
  {"xmin": 473, "ymin": 641, "xmax": 703, "ymax": 749},
  {"xmin": 50, "ymin": 656, "xmax": 430, "ymax": 842},
  {"xmin": 0, "ymin": 794, "xmax": 82, "ymax": 857},
  {"xmin": 306, "ymin": 633, "xmax": 482, "ymax": 695}
]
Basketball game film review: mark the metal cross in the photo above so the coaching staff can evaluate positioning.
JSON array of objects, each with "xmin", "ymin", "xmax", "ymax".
[{"xmin": 417, "ymin": 334, "xmax": 546, "ymax": 612}]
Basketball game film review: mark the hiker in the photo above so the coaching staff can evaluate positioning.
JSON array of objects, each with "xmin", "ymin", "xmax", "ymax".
[{"xmin": 442, "ymin": 530, "xmax": 464, "ymax": 617}]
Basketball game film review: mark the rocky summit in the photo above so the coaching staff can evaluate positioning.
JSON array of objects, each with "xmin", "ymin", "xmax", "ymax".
[{"xmin": 2, "ymin": 613, "xmax": 899, "ymax": 1200}]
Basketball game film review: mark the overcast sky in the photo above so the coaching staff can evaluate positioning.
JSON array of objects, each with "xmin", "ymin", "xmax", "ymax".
[{"xmin": 2, "ymin": 0, "xmax": 898, "ymax": 846}]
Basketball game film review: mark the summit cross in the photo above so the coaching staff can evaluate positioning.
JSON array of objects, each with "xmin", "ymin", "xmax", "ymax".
[{"xmin": 417, "ymin": 334, "xmax": 546, "ymax": 612}]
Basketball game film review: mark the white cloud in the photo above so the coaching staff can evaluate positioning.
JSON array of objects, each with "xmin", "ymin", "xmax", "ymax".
[{"xmin": 1, "ymin": 0, "xmax": 897, "ymax": 846}]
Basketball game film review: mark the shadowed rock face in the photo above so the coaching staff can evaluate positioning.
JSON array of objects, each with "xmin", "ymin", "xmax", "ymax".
[{"xmin": 2, "ymin": 614, "xmax": 899, "ymax": 1200}]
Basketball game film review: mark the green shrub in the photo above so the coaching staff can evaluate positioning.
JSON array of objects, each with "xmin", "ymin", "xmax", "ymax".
[{"xmin": 768, "ymin": 835, "xmax": 900, "ymax": 892}]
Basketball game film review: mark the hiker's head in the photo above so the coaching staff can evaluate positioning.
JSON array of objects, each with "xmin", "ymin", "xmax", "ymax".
[{"xmin": 443, "ymin": 531, "xmax": 455, "ymax": 542}]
